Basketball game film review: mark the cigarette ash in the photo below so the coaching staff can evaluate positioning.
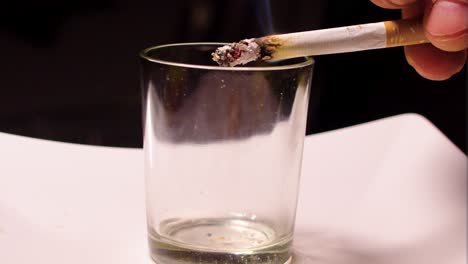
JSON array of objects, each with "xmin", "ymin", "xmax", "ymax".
[
  {"xmin": 212, "ymin": 37, "xmax": 283, "ymax": 67},
  {"xmin": 212, "ymin": 39, "xmax": 261, "ymax": 67}
]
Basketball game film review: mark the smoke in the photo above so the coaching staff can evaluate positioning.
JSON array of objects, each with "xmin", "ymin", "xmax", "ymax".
[{"xmin": 255, "ymin": 0, "xmax": 275, "ymax": 35}]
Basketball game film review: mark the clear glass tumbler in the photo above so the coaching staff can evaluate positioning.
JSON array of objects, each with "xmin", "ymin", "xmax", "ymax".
[{"xmin": 140, "ymin": 43, "xmax": 314, "ymax": 264}]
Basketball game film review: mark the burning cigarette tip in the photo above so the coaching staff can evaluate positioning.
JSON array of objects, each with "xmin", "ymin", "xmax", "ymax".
[{"xmin": 212, "ymin": 39, "xmax": 263, "ymax": 67}]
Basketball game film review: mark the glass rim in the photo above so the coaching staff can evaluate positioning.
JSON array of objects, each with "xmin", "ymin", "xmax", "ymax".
[{"xmin": 139, "ymin": 42, "xmax": 314, "ymax": 71}]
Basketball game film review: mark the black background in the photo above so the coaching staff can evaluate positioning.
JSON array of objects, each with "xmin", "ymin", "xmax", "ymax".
[{"xmin": 0, "ymin": 0, "xmax": 466, "ymax": 151}]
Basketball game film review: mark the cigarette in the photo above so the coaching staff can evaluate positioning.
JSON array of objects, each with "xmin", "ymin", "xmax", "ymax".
[{"xmin": 212, "ymin": 19, "xmax": 428, "ymax": 67}]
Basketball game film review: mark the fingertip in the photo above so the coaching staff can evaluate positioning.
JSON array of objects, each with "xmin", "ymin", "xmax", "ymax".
[
  {"xmin": 401, "ymin": 0, "xmax": 425, "ymax": 18},
  {"xmin": 425, "ymin": 0, "xmax": 468, "ymax": 51},
  {"xmin": 405, "ymin": 44, "xmax": 467, "ymax": 80}
]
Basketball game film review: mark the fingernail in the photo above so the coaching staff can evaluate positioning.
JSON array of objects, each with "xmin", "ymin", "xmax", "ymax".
[
  {"xmin": 404, "ymin": 46, "xmax": 419, "ymax": 69},
  {"xmin": 407, "ymin": 54, "xmax": 417, "ymax": 68},
  {"xmin": 426, "ymin": 0, "xmax": 468, "ymax": 37},
  {"xmin": 390, "ymin": 0, "xmax": 418, "ymax": 7}
]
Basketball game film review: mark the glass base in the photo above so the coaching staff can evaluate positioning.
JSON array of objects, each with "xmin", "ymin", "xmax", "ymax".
[{"xmin": 148, "ymin": 217, "xmax": 292, "ymax": 264}]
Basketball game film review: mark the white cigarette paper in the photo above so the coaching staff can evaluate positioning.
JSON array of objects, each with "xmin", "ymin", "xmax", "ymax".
[{"xmin": 270, "ymin": 22, "xmax": 387, "ymax": 60}]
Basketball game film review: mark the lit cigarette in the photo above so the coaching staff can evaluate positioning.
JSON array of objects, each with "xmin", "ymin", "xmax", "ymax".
[{"xmin": 212, "ymin": 19, "xmax": 428, "ymax": 67}]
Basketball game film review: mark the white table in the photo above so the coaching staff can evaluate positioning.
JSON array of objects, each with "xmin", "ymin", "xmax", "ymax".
[{"xmin": 0, "ymin": 113, "xmax": 466, "ymax": 264}]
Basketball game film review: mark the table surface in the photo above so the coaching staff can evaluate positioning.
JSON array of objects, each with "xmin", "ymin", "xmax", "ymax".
[{"xmin": 0, "ymin": 113, "xmax": 466, "ymax": 264}]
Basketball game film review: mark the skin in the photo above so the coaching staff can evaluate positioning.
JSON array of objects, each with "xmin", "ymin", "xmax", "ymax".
[{"xmin": 371, "ymin": 0, "xmax": 467, "ymax": 80}]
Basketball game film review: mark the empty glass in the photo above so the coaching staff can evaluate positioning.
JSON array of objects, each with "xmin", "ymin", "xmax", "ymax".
[{"xmin": 140, "ymin": 43, "xmax": 314, "ymax": 264}]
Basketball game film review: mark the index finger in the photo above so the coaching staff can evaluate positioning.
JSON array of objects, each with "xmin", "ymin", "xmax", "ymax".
[{"xmin": 371, "ymin": 0, "xmax": 418, "ymax": 9}]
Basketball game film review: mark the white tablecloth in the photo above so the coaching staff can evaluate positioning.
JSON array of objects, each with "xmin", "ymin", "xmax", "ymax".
[{"xmin": 0, "ymin": 113, "xmax": 466, "ymax": 264}]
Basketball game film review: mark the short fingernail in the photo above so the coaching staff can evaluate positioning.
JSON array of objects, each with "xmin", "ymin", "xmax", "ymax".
[
  {"xmin": 390, "ymin": 0, "xmax": 418, "ymax": 7},
  {"xmin": 426, "ymin": 0, "xmax": 468, "ymax": 37},
  {"xmin": 407, "ymin": 55, "xmax": 417, "ymax": 68},
  {"xmin": 404, "ymin": 46, "xmax": 420, "ymax": 68}
]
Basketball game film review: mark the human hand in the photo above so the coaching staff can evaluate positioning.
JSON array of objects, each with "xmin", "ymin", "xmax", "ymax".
[{"xmin": 371, "ymin": 0, "xmax": 467, "ymax": 80}]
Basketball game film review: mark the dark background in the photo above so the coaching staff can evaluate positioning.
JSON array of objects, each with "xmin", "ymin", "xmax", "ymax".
[{"xmin": 0, "ymin": 0, "xmax": 466, "ymax": 151}]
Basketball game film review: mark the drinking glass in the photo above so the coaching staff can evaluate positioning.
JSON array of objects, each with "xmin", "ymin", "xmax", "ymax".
[{"xmin": 140, "ymin": 43, "xmax": 314, "ymax": 264}]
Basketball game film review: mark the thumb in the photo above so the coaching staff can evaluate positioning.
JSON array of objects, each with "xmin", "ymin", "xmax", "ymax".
[{"xmin": 425, "ymin": 0, "xmax": 468, "ymax": 51}]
